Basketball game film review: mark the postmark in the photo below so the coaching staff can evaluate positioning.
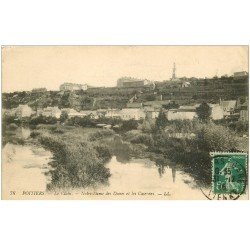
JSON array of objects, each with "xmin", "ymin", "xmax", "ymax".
[{"xmin": 211, "ymin": 152, "xmax": 247, "ymax": 196}]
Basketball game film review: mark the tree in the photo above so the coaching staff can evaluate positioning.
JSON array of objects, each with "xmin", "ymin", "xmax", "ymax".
[
  {"xmin": 59, "ymin": 92, "xmax": 71, "ymax": 108},
  {"xmin": 29, "ymin": 115, "xmax": 57, "ymax": 125},
  {"xmin": 155, "ymin": 109, "xmax": 168, "ymax": 130},
  {"xmin": 196, "ymin": 102, "xmax": 212, "ymax": 122},
  {"xmin": 145, "ymin": 94, "xmax": 156, "ymax": 101},
  {"xmin": 60, "ymin": 111, "xmax": 68, "ymax": 123},
  {"xmin": 162, "ymin": 102, "xmax": 180, "ymax": 110},
  {"xmin": 120, "ymin": 119, "xmax": 138, "ymax": 132}
]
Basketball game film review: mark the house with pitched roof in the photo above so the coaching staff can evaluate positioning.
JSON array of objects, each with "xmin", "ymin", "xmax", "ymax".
[
  {"xmin": 105, "ymin": 109, "xmax": 121, "ymax": 119},
  {"xmin": 165, "ymin": 103, "xmax": 223, "ymax": 121},
  {"xmin": 119, "ymin": 108, "xmax": 146, "ymax": 120},
  {"xmin": 37, "ymin": 106, "xmax": 61, "ymax": 118},
  {"xmin": 220, "ymin": 100, "xmax": 237, "ymax": 117}
]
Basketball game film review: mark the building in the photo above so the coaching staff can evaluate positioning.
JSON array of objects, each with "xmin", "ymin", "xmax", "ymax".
[
  {"xmin": 166, "ymin": 108, "xmax": 197, "ymax": 121},
  {"xmin": 15, "ymin": 105, "xmax": 33, "ymax": 118},
  {"xmin": 165, "ymin": 104, "xmax": 223, "ymax": 121},
  {"xmin": 119, "ymin": 108, "xmax": 146, "ymax": 120},
  {"xmin": 105, "ymin": 107, "xmax": 156, "ymax": 121},
  {"xmin": 117, "ymin": 77, "xmax": 149, "ymax": 88},
  {"xmin": 80, "ymin": 110, "xmax": 99, "ymax": 119},
  {"xmin": 233, "ymin": 71, "xmax": 248, "ymax": 80},
  {"xmin": 96, "ymin": 109, "xmax": 107, "ymax": 118},
  {"xmin": 143, "ymin": 100, "xmax": 171, "ymax": 108},
  {"xmin": 127, "ymin": 102, "xmax": 143, "ymax": 108},
  {"xmin": 96, "ymin": 124, "xmax": 112, "ymax": 129},
  {"xmin": 32, "ymin": 88, "xmax": 47, "ymax": 93},
  {"xmin": 209, "ymin": 104, "xmax": 224, "ymax": 120},
  {"xmin": 61, "ymin": 108, "xmax": 87, "ymax": 119},
  {"xmin": 37, "ymin": 107, "xmax": 61, "ymax": 118},
  {"xmin": 105, "ymin": 109, "xmax": 122, "ymax": 119},
  {"xmin": 60, "ymin": 83, "xmax": 88, "ymax": 91},
  {"xmin": 181, "ymin": 81, "xmax": 191, "ymax": 88},
  {"xmin": 144, "ymin": 107, "xmax": 160, "ymax": 120},
  {"xmin": 220, "ymin": 100, "xmax": 237, "ymax": 117}
]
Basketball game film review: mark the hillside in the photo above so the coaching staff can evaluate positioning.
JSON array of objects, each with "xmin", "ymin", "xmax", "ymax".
[{"xmin": 2, "ymin": 77, "xmax": 248, "ymax": 111}]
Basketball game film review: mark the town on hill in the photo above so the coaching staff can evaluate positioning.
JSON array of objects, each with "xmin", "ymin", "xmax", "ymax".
[{"xmin": 2, "ymin": 65, "xmax": 249, "ymax": 125}]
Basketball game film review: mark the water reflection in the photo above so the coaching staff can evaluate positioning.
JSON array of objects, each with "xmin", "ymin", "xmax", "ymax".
[
  {"xmin": 109, "ymin": 137, "xmax": 186, "ymax": 186},
  {"xmin": 2, "ymin": 142, "xmax": 52, "ymax": 192},
  {"xmin": 157, "ymin": 165, "xmax": 165, "ymax": 178},
  {"xmin": 3, "ymin": 126, "xmax": 31, "ymax": 146},
  {"xmin": 172, "ymin": 167, "xmax": 176, "ymax": 183},
  {"xmin": 21, "ymin": 127, "xmax": 31, "ymax": 139},
  {"xmin": 101, "ymin": 156, "xmax": 203, "ymax": 198},
  {"xmin": 110, "ymin": 136, "xmax": 132, "ymax": 163},
  {"xmin": 157, "ymin": 166, "xmax": 176, "ymax": 183}
]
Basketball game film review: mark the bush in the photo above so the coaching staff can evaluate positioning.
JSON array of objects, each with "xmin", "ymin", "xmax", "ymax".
[
  {"xmin": 30, "ymin": 131, "xmax": 41, "ymax": 138},
  {"xmin": 95, "ymin": 116, "xmax": 122, "ymax": 126},
  {"xmin": 130, "ymin": 134, "xmax": 154, "ymax": 146},
  {"xmin": 29, "ymin": 115, "xmax": 57, "ymax": 125},
  {"xmin": 89, "ymin": 129, "xmax": 115, "ymax": 141},
  {"xmin": 151, "ymin": 123, "xmax": 239, "ymax": 186},
  {"xmin": 3, "ymin": 115, "xmax": 21, "ymax": 125},
  {"xmin": 123, "ymin": 130, "xmax": 141, "ymax": 139},
  {"xmin": 60, "ymin": 111, "xmax": 68, "ymax": 123},
  {"xmin": 155, "ymin": 110, "xmax": 168, "ymax": 130},
  {"xmin": 8, "ymin": 123, "xmax": 18, "ymax": 130},
  {"xmin": 196, "ymin": 123, "xmax": 238, "ymax": 152},
  {"xmin": 39, "ymin": 135, "xmax": 111, "ymax": 190},
  {"xmin": 120, "ymin": 119, "xmax": 139, "ymax": 132},
  {"xmin": 141, "ymin": 119, "xmax": 156, "ymax": 132},
  {"xmin": 233, "ymin": 121, "xmax": 248, "ymax": 133},
  {"xmin": 67, "ymin": 116, "xmax": 95, "ymax": 127},
  {"xmin": 49, "ymin": 126, "xmax": 64, "ymax": 134},
  {"xmin": 125, "ymin": 131, "xmax": 154, "ymax": 147},
  {"xmin": 166, "ymin": 119, "xmax": 200, "ymax": 133},
  {"xmin": 94, "ymin": 145, "xmax": 112, "ymax": 164},
  {"xmin": 52, "ymin": 128, "xmax": 64, "ymax": 134}
]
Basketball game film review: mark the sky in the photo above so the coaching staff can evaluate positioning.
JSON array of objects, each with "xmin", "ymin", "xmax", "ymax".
[{"xmin": 2, "ymin": 46, "xmax": 248, "ymax": 93}]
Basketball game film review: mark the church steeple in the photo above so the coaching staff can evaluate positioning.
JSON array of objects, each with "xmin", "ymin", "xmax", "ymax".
[{"xmin": 172, "ymin": 62, "xmax": 176, "ymax": 80}]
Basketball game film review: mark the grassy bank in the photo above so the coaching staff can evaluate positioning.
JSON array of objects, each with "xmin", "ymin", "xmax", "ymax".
[
  {"xmin": 31, "ymin": 125, "xmax": 114, "ymax": 190},
  {"xmin": 33, "ymin": 121, "xmax": 246, "ymax": 188},
  {"xmin": 121, "ymin": 121, "xmax": 246, "ymax": 186}
]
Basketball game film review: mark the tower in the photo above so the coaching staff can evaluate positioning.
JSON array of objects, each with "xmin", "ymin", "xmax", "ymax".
[{"xmin": 172, "ymin": 62, "xmax": 176, "ymax": 80}]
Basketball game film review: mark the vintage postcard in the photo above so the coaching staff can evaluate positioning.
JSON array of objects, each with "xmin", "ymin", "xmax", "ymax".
[{"xmin": 1, "ymin": 46, "xmax": 249, "ymax": 200}]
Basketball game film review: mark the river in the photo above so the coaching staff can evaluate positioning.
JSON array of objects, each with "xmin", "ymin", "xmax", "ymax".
[
  {"xmin": 2, "ymin": 128, "xmax": 53, "ymax": 193},
  {"xmin": 2, "ymin": 127, "xmax": 206, "ymax": 199},
  {"xmin": 100, "ymin": 156, "xmax": 204, "ymax": 199}
]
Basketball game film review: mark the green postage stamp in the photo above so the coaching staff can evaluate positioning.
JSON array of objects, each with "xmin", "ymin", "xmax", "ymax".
[{"xmin": 211, "ymin": 152, "xmax": 248, "ymax": 195}]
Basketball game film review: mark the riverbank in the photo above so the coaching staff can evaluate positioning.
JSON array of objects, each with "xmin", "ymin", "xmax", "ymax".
[
  {"xmin": 2, "ymin": 125, "xmax": 206, "ymax": 199},
  {"xmin": 119, "ymin": 121, "xmax": 248, "ymax": 187},
  {"xmin": 29, "ymin": 125, "xmax": 114, "ymax": 190},
  {"xmin": 3, "ymin": 120, "xmax": 248, "ymax": 191},
  {"xmin": 6, "ymin": 124, "xmax": 173, "ymax": 190}
]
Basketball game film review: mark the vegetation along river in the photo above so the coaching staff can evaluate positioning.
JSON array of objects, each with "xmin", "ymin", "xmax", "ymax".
[{"xmin": 2, "ymin": 127, "xmax": 207, "ymax": 199}]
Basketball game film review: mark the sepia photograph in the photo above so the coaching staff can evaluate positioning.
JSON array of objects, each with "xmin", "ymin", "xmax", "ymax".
[
  {"xmin": 1, "ymin": 1, "xmax": 250, "ymax": 250},
  {"xmin": 1, "ymin": 45, "xmax": 249, "ymax": 200}
]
